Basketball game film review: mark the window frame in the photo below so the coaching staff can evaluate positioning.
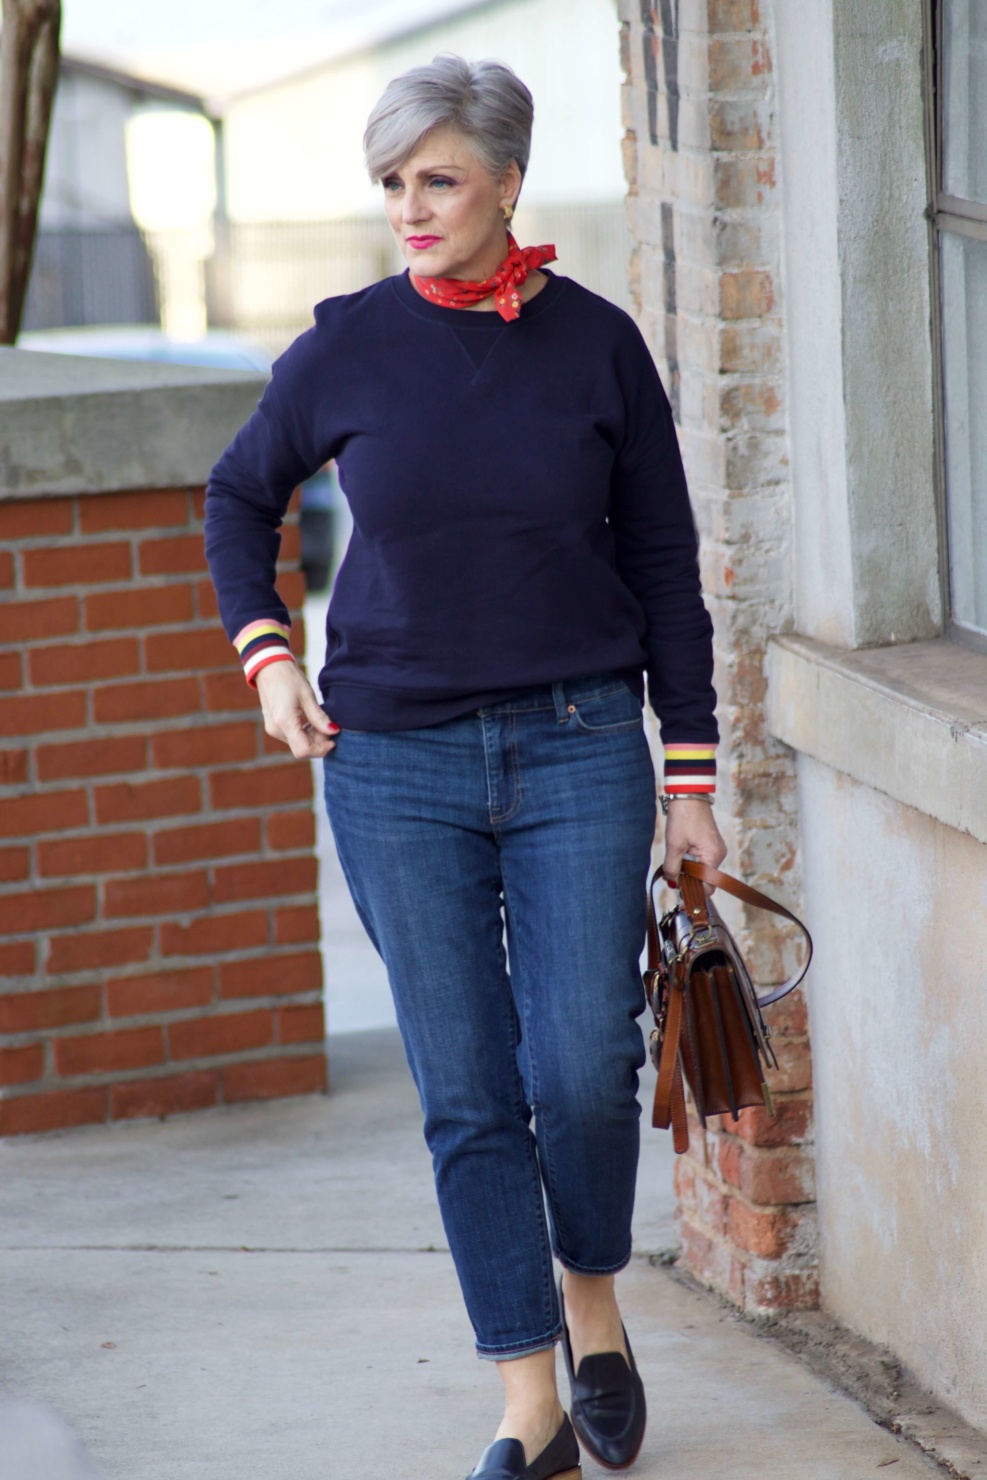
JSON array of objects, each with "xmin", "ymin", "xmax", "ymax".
[{"xmin": 925, "ymin": 0, "xmax": 987, "ymax": 654}]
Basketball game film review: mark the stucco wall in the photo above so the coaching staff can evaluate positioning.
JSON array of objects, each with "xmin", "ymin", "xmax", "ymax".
[
  {"xmin": 798, "ymin": 757, "xmax": 987, "ymax": 1429},
  {"xmin": 770, "ymin": 0, "xmax": 987, "ymax": 1432}
]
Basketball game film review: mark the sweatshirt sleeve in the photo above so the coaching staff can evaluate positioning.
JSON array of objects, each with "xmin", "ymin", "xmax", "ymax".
[
  {"xmin": 204, "ymin": 357, "xmax": 327, "ymax": 687},
  {"xmin": 608, "ymin": 325, "xmax": 718, "ymax": 797}
]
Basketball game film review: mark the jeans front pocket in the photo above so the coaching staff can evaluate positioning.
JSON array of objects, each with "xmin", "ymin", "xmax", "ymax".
[{"xmin": 568, "ymin": 681, "xmax": 643, "ymax": 734}]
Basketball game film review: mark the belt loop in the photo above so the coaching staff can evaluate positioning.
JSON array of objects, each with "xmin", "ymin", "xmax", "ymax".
[{"xmin": 552, "ymin": 681, "xmax": 568, "ymax": 723}]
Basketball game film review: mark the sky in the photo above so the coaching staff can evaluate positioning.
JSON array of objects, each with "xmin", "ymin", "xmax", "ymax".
[
  {"xmin": 64, "ymin": 0, "xmax": 373, "ymax": 52},
  {"xmin": 60, "ymin": 0, "xmax": 487, "ymax": 98},
  {"xmin": 61, "ymin": 0, "xmax": 476, "ymax": 51}
]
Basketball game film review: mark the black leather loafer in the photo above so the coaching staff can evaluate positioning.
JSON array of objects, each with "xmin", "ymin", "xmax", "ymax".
[
  {"xmin": 467, "ymin": 1412, "xmax": 581, "ymax": 1479},
  {"xmin": 558, "ymin": 1278, "xmax": 646, "ymax": 1471}
]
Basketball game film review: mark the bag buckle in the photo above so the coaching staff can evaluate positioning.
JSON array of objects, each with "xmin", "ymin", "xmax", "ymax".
[{"xmin": 689, "ymin": 926, "xmax": 717, "ymax": 952}]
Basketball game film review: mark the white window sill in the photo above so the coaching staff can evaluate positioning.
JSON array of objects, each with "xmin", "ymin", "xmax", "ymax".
[{"xmin": 766, "ymin": 634, "xmax": 987, "ymax": 845}]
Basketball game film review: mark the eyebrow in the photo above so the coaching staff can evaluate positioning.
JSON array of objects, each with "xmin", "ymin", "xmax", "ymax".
[{"xmin": 386, "ymin": 164, "xmax": 465, "ymax": 179}]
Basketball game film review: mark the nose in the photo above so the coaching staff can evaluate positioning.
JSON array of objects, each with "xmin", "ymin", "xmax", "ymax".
[{"xmin": 402, "ymin": 186, "xmax": 430, "ymax": 225}]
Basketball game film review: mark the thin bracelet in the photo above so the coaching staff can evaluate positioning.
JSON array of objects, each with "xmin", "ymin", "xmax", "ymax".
[{"xmin": 659, "ymin": 793, "xmax": 714, "ymax": 815}]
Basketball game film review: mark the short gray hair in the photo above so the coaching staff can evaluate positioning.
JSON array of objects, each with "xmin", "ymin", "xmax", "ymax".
[{"xmin": 364, "ymin": 54, "xmax": 534, "ymax": 186}]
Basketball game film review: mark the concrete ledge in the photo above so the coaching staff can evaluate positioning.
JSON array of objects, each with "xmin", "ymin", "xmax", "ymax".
[
  {"xmin": 0, "ymin": 348, "xmax": 267, "ymax": 498},
  {"xmin": 767, "ymin": 633, "xmax": 987, "ymax": 845}
]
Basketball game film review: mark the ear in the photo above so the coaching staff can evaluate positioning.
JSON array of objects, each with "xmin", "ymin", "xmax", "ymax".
[{"xmin": 499, "ymin": 158, "xmax": 522, "ymax": 214}]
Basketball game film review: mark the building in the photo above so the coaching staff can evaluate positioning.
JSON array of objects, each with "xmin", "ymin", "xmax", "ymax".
[
  {"xmin": 620, "ymin": 0, "xmax": 987, "ymax": 1438},
  {"xmin": 219, "ymin": 0, "xmax": 625, "ymax": 221},
  {"xmin": 24, "ymin": 55, "xmax": 212, "ymax": 331},
  {"xmin": 28, "ymin": 0, "xmax": 632, "ymax": 350},
  {"xmin": 214, "ymin": 0, "xmax": 631, "ymax": 343},
  {"xmin": 13, "ymin": 0, "xmax": 987, "ymax": 1442}
]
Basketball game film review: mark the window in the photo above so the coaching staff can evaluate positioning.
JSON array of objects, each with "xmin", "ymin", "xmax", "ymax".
[{"xmin": 932, "ymin": 0, "xmax": 987, "ymax": 642}]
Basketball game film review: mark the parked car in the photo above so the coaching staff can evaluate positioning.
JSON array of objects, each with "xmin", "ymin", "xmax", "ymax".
[{"xmin": 16, "ymin": 324, "xmax": 274, "ymax": 372}]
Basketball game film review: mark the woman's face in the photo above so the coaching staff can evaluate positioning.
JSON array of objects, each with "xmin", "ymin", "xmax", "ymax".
[{"xmin": 381, "ymin": 125, "xmax": 520, "ymax": 283}]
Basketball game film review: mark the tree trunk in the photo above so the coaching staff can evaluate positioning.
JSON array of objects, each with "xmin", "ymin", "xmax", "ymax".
[{"xmin": 0, "ymin": 0, "xmax": 61, "ymax": 344}]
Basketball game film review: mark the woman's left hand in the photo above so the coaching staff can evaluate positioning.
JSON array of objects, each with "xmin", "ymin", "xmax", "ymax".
[{"xmin": 661, "ymin": 798, "xmax": 728, "ymax": 893}]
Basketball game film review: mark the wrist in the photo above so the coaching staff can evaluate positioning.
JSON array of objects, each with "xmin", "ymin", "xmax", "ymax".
[
  {"xmin": 663, "ymin": 742, "xmax": 716, "ymax": 803},
  {"xmin": 250, "ymin": 651, "xmax": 297, "ymax": 691},
  {"xmin": 254, "ymin": 652, "xmax": 298, "ymax": 689},
  {"xmin": 659, "ymin": 793, "xmax": 713, "ymax": 815},
  {"xmin": 233, "ymin": 618, "xmax": 294, "ymax": 688}
]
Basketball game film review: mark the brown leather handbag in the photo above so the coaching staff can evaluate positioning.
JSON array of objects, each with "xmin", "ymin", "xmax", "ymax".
[{"xmin": 644, "ymin": 859, "xmax": 813, "ymax": 1154}]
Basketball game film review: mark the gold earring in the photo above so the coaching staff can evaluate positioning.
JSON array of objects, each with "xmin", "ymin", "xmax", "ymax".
[{"xmin": 503, "ymin": 204, "xmax": 514, "ymax": 222}]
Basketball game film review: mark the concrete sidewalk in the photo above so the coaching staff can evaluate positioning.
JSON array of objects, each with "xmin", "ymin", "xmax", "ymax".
[{"xmin": 0, "ymin": 1029, "xmax": 938, "ymax": 1480}]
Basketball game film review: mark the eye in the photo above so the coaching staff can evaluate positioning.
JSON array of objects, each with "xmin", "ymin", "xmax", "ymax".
[
  {"xmin": 381, "ymin": 176, "xmax": 402, "ymax": 193},
  {"xmin": 429, "ymin": 176, "xmax": 456, "ymax": 189}
]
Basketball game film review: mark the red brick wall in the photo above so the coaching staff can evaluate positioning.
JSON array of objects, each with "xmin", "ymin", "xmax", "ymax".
[
  {"xmin": 673, "ymin": 988, "xmax": 816, "ymax": 1310},
  {"xmin": 621, "ymin": 0, "xmax": 817, "ymax": 1312},
  {"xmin": 0, "ymin": 485, "xmax": 327, "ymax": 1135}
]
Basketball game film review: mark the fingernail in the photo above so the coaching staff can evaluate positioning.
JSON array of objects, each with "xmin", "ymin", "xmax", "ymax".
[{"xmin": 327, "ymin": 725, "xmax": 340, "ymax": 735}]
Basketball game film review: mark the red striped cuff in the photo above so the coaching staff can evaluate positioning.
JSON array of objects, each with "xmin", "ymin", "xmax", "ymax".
[
  {"xmin": 233, "ymin": 620, "xmax": 295, "ymax": 688},
  {"xmin": 663, "ymin": 743, "xmax": 716, "ymax": 797}
]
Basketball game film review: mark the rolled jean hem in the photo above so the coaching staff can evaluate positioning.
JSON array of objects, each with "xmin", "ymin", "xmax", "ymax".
[
  {"xmin": 476, "ymin": 1324, "xmax": 564, "ymax": 1362},
  {"xmin": 554, "ymin": 1247, "xmax": 633, "ymax": 1277}
]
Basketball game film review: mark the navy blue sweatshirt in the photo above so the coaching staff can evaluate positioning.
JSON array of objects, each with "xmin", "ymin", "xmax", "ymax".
[{"xmin": 205, "ymin": 269, "xmax": 718, "ymax": 787}]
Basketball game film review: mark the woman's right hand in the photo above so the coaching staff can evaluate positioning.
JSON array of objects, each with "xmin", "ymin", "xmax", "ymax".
[{"xmin": 255, "ymin": 661, "xmax": 339, "ymax": 759}]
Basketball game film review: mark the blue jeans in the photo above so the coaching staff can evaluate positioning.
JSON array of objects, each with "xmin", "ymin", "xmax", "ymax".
[{"xmin": 322, "ymin": 673, "xmax": 656, "ymax": 1359}]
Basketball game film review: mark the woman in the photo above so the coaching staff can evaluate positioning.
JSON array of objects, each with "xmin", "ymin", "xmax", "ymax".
[{"xmin": 206, "ymin": 54, "xmax": 726, "ymax": 1480}]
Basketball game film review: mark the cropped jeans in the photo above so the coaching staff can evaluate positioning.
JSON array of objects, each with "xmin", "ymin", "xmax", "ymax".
[{"xmin": 322, "ymin": 673, "xmax": 656, "ymax": 1359}]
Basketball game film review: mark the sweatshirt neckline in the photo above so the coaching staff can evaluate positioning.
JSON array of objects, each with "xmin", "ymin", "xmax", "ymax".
[{"xmin": 391, "ymin": 267, "xmax": 566, "ymax": 327}]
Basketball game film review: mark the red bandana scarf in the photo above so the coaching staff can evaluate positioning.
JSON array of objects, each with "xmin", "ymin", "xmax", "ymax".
[{"xmin": 411, "ymin": 232, "xmax": 558, "ymax": 322}]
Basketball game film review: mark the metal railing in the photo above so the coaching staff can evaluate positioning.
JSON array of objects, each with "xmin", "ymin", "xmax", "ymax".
[
  {"xmin": 20, "ymin": 203, "xmax": 633, "ymax": 358},
  {"xmin": 208, "ymin": 202, "xmax": 633, "ymax": 357},
  {"xmin": 23, "ymin": 226, "xmax": 159, "ymax": 331}
]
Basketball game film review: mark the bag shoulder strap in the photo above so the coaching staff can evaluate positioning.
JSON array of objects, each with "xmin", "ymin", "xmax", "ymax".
[
  {"xmin": 651, "ymin": 962, "xmax": 689, "ymax": 1151},
  {"xmin": 647, "ymin": 860, "xmax": 813, "ymax": 1007}
]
